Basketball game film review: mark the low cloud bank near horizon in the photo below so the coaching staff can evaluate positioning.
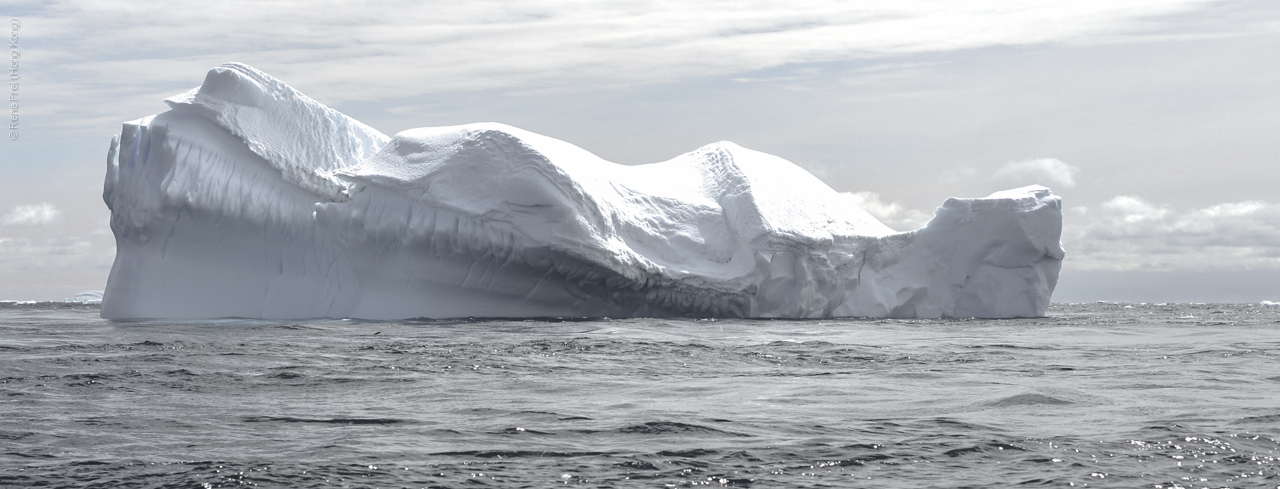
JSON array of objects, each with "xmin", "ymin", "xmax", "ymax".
[
  {"xmin": 0, "ymin": 193, "xmax": 116, "ymax": 301},
  {"xmin": 0, "ymin": 235, "xmax": 114, "ymax": 301},
  {"xmin": 1067, "ymin": 196, "xmax": 1280, "ymax": 272},
  {"xmin": 852, "ymin": 190, "xmax": 1280, "ymax": 274},
  {"xmin": 848, "ymin": 155, "xmax": 1280, "ymax": 273}
]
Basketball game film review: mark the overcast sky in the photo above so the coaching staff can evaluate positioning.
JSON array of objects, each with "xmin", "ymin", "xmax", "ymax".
[{"xmin": 3, "ymin": 0, "xmax": 1279, "ymax": 302}]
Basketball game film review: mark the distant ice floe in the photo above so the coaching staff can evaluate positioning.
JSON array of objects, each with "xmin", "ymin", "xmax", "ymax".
[
  {"xmin": 100, "ymin": 63, "xmax": 1064, "ymax": 320},
  {"xmin": 72, "ymin": 291, "xmax": 104, "ymax": 304}
]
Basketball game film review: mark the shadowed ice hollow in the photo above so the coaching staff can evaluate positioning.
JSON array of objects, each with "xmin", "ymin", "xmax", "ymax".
[{"xmin": 101, "ymin": 63, "xmax": 1063, "ymax": 320}]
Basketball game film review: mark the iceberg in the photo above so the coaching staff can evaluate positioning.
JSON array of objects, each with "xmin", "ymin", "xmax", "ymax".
[
  {"xmin": 101, "ymin": 63, "xmax": 1064, "ymax": 320},
  {"xmin": 72, "ymin": 290, "xmax": 104, "ymax": 305}
]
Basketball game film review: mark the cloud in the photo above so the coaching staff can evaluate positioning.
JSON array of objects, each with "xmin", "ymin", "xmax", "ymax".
[
  {"xmin": 0, "ymin": 235, "xmax": 114, "ymax": 301},
  {"xmin": 991, "ymin": 158, "xmax": 1080, "ymax": 188},
  {"xmin": 839, "ymin": 192, "xmax": 1280, "ymax": 272},
  {"xmin": 1, "ymin": 203, "xmax": 61, "ymax": 226},
  {"xmin": 0, "ymin": 236, "xmax": 111, "ymax": 273},
  {"xmin": 1066, "ymin": 195, "xmax": 1280, "ymax": 271},
  {"xmin": 841, "ymin": 192, "xmax": 934, "ymax": 232},
  {"xmin": 17, "ymin": 0, "xmax": 1221, "ymax": 134}
]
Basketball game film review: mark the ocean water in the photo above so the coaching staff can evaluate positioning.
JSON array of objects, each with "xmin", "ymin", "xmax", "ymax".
[{"xmin": 1, "ymin": 303, "xmax": 1277, "ymax": 488}]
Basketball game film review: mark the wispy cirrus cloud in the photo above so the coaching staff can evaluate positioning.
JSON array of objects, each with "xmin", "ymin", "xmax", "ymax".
[{"xmin": 16, "ymin": 0, "xmax": 1224, "ymax": 133}]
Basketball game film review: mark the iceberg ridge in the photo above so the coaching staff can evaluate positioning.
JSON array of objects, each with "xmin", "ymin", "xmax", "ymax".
[{"xmin": 101, "ymin": 63, "xmax": 1064, "ymax": 320}]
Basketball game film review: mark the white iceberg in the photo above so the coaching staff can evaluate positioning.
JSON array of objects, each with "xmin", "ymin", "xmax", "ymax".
[
  {"xmin": 101, "ymin": 63, "xmax": 1064, "ymax": 320},
  {"xmin": 72, "ymin": 290, "xmax": 104, "ymax": 304}
]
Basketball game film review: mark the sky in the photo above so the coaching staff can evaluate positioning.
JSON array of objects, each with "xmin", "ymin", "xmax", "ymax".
[{"xmin": 2, "ymin": 0, "xmax": 1279, "ymax": 302}]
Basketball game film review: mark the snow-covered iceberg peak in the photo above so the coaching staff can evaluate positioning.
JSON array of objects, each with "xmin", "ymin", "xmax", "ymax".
[
  {"xmin": 101, "ymin": 63, "xmax": 1064, "ymax": 320},
  {"xmin": 165, "ymin": 62, "xmax": 389, "ymax": 199},
  {"xmin": 333, "ymin": 123, "xmax": 895, "ymax": 283}
]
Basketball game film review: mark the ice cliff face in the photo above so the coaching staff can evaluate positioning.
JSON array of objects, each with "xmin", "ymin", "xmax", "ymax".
[{"xmin": 101, "ymin": 63, "xmax": 1064, "ymax": 320}]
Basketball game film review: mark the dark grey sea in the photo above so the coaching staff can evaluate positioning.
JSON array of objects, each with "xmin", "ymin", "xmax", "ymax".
[{"xmin": 1, "ymin": 303, "xmax": 1277, "ymax": 488}]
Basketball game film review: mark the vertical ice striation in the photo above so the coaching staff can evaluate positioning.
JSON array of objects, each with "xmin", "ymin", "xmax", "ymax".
[{"xmin": 101, "ymin": 63, "xmax": 1063, "ymax": 320}]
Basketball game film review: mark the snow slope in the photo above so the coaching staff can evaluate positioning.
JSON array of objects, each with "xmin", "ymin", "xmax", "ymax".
[{"xmin": 101, "ymin": 63, "xmax": 1063, "ymax": 320}]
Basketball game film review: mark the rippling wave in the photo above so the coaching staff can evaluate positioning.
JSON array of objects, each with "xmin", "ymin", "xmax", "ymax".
[{"xmin": 1, "ymin": 303, "xmax": 1277, "ymax": 487}]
